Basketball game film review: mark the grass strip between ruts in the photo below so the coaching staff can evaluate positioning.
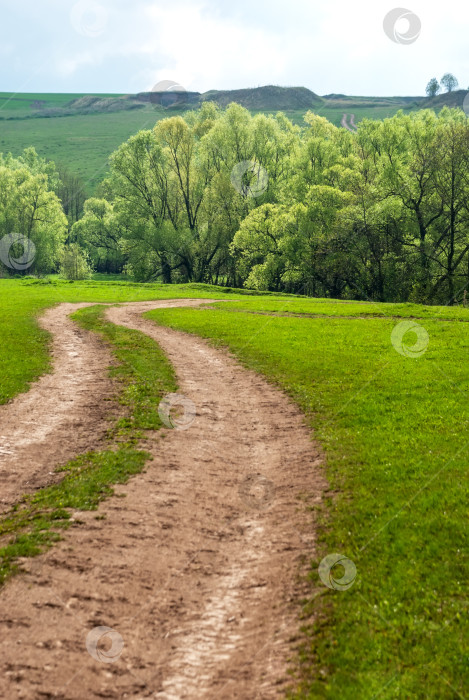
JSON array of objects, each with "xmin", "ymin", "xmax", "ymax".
[{"xmin": 0, "ymin": 304, "xmax": 177, "ymax": 587}]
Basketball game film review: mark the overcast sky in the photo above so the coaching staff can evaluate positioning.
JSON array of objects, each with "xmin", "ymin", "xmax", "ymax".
[{"xmin": 1, "ymin": 0, "xmax": 467, "ymax": 96}]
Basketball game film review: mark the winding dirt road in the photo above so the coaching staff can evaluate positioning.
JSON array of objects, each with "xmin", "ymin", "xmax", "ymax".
[
  {"xmin": 341, "ymin": 113, "xmax": 357, "ymax": 132},
  {"xmin": 0, "ymin": 300, "xmax": 326, "ymax": 699}
]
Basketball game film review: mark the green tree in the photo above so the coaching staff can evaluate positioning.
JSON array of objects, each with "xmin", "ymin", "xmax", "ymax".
[
  {"xmin": 71, "ymin": 198, "xmax": 125, "ymax": 274},
  {"xmin": 55, "ymin": 165, "xmax": 86, "ymax": 226},
  {"xmin": 441, "ymin": 73, "xmax": 458, "ymax": 93},
  {"xmin": 426, "ymin": 78, "xmax": 440, "ymax": 97},
  {"xmin": 59, "ymin": 243, "xmax": 93, "ymax": 280},
  {"xmin": 426, "ymin": 109, "xmax": 469, "ymax": 302},
  {"xmin": 0, "ymin": 151, "xmax": 67, "ymax": 276},
  {"xmin": 87, "ymin": 103, "xmax": 299, "ymax": 284},
  {"xmin": 356, "ymin": 111, "xmax": 443, "ymax": 299},
  {"xmin": 71, "ymin": 101, "xmax": 469, "ymax": 304}
]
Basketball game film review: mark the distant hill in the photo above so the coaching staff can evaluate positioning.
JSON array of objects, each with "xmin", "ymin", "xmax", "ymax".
[
  {"xmin": 2, "ymin": 87, "xmax": 324, "ymax": 118},
  {"xmin": 200, "ymin": 85, "xmax": 323, "ymax": 110},
  {"xmin": 133, "ymin": 91, "xmax": 201, "ymax": 108},
  {"xmin": 132, "ymin": 85, "xmax": 323, "ymax": 111},
  {"xmin": 2, "ymin": 86, "xmax": 467, "ymax": 122}
]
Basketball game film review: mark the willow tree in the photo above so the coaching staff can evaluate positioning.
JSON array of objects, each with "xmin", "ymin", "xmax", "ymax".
[
  {"xmin": 355, "ymin": 109, "xmax": 469, "ymax": 302},
  {"xmin": 0, "ymin": 150, "xmax": 67, "ymax": 276},
  {"xmin": 427, "ymin": 110, "xmax": 469, "ymax": 302},
  {"xmin": 71, "ymin": 198, "xmax": 126, "ymax": 274},
  {"xmin": 78, "ymin": 102, "xmax": 299, "ymax": 283}
]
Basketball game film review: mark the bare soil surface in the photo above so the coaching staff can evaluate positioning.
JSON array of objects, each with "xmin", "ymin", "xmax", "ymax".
[
  {"xmin": 340, "ymin": 113, "xmax": 357, "ymax": 132},
  {"xmin": 0, "ymin": 300, "xmax": 326, "ymax": 699}
]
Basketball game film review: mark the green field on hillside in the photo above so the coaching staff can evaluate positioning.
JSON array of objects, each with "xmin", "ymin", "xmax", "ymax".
[
  {"xmin": 1, "ymin": 278, "xmax": 468, "ymax": 697},
  {"xmin": 0, "ymin": 101, "xmax": 170, "ymax": 194},
  {"xmin": 0, "ymin": 92, "xmax": 90, "ymax": 114},
  {"xmin": 315, "ymin": 94, "xmax": 420, "ymax": 126}
]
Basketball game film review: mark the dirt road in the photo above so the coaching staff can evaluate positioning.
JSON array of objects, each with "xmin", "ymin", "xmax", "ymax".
[
  {"xmin": 341, "ymin": 113, "xmax": 357, "ymax": 132},
  {"xmin": 0, "ymin": 300, "xmax": 326, "ymax": 699}
]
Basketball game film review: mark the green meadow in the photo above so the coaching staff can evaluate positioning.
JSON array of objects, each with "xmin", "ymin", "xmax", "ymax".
[
  {"xmin": 0, "ymin": 277, "xmax": 468, "ymax": 697},
  {"xmin": 0, "ymin": 103, "xmax": 170, "ymax": 194}
]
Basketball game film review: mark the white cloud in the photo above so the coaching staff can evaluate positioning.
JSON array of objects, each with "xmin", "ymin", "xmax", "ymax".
[
  {"xmin": 56, "ymin": 52, "xmax": 97, "ymax": 77},
  {"xmin": 140, "ymin": 3, "xmax": 286, "ymax": 91},
  {"xmin": 1, "ymin": 0, "xmax": 469, "ymax": 95}
]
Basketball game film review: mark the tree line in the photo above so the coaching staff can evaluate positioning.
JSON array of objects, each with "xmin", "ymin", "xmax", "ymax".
[
  {"xmin": 426, "ymin": 73, "xmax": 460, "ymax": 96},
  {"xmin": 2, "ymin": 104, "xmax": 469, "ymax": 304}
]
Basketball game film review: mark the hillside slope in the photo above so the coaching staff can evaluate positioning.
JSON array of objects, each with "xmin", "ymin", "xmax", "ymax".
[{"xmin": 418, "ymin": 88, "xmax": 468, "ymax": 110}]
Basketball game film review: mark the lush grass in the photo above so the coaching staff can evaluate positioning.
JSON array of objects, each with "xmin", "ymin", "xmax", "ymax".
[
  {"xmin": 0, "ymin": 304, "xmax": 177, "ymax": 586},
  {"xmin": 144, "ymin": 301, "xmax": 469, "ymax": 698},
  {"xmin": 205, "ymin": 296, "xmax": 469, "ymax": 321},
  {"xmin": 0, "ymin": 105, "xmax": 170, "ymax": 194},
  {"xmin": 3, "ymin": 277, "xmax": 468, "ymax": 408}
]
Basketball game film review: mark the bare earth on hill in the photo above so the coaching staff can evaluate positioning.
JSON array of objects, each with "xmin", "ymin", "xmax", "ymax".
[{"xmin": 0, "ymin": 300, "xmax": 326, "ymax": 699}]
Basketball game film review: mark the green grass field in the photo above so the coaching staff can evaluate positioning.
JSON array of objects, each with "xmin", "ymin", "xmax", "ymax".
[
  {"xmin": 0, "ymin": 102, "xmax": 170, "ymax": 194},
  {"xmin": 1, "ymin": 278, "xmax": 468, "ymax": 697},
  {"xmin": 0, "ymin": 92, "xmax": 92, "ymax": 114}
]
